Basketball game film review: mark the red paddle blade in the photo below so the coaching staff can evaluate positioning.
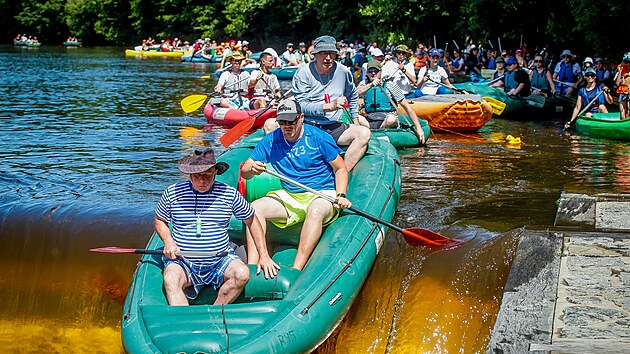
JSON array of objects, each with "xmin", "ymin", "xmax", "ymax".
[
  {"xmin": 401, "ymin": 228, "xmax": 462, "ymax": 247},
  {"xmin": 89, "ymin": 247, "xmax": 137, "ymax": 253},
  {"xmin": 219, "ymin": 118, "xmax": 256, "ymax": 147}
]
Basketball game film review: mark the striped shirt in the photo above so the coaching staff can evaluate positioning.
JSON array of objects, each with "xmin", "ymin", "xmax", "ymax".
[{"xmin": 156, "ymin": 180, "xmax": 254, "ymax": 266}]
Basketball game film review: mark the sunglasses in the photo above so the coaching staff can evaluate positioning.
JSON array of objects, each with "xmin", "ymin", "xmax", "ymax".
[
  {"xmin": 278, "ymin": 118, "xmax": 299, "ymax": 126},
  {"xmin": 585, "ymin": 74, "xmax": 596, "ymax": 78},
  {"xmin": 367, "ymin": 69, "xmax": 380, "ymax": 74},
  {"xmin": 430, "ymin": 56, "xmax": 440, "ymax": 59},
  {"xmin": 534, "ymin": 60, "xmax": 543, "ymax": 63}
]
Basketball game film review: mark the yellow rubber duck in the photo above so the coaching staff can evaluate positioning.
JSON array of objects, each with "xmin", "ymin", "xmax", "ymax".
[{"xmin": 506, "ymin": 135, "xmax": 522, "ymax": 144}]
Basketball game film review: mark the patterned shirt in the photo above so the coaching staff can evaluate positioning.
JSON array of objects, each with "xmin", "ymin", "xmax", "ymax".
[{"xmin": 156, "ymin": 181, "xmax": 254, "ymax": 266}]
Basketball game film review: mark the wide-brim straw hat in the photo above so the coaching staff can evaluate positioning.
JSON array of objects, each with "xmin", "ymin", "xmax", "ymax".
[{"xmin": 178, "ymin": 149, "xmax": 229, "ymax": 175}]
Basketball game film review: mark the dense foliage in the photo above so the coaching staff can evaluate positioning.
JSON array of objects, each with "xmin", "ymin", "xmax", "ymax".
[{"xmin": 3, "ymin": 0, "xmax": 629, "ymax": 58}]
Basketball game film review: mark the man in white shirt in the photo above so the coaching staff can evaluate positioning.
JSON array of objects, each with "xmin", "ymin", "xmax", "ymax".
[{"xmin": 381, "ymin": 44, "xmax": 417, "ymax": 97}]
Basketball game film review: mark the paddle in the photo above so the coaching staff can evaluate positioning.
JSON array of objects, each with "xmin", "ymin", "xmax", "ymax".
[
  {"xmin": 180, "ymin": 75, "xmax": 251, "ymax": 114},
  {"xmin": 486, "ymin": 74, "xmax": 505, "ymax": 86},
  {"xmin": 90, "ymin": 247, "xmax": 229, "ymax": 257},
  {"xmin": 219, "ymin": 90, "xmax": 294, "ymax": 147},
  {"xmin": 427, "ymin": 78, "xmax": 507, "ymax": 115},
  {"xmin": 263, "ymin": 169, "xmax": 459, "ymax": 247},
  {"xmin": 564, "ymin": 89, "xmax": 605, "ymax": 129}
]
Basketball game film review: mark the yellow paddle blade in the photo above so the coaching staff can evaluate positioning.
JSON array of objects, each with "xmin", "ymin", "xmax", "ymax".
[
  {"xmin": 180, "ymin": 94, "xmax": 208, "ymax": 114},
  {"xmin": 482, "ymin": 96, "xmax": 506, "ymax": 115},
  {"xmin": 200, "ymin": 75, "xmax": 211, "ymax": 79}
]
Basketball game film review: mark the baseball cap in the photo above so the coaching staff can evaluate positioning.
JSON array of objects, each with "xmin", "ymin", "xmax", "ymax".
[
  {"xmin": 276, "ymin": 99, "xmax": 302, "ymax": 122},
  {"xmin": 583, "ymin": 67, "xmax": 596, "ymax": 75},
  {"xmin": 428, "ymin": 48, "xmax": 440, "ymax": 57},
  {"xmin": 371, "ymin": 48, "xmax": 384, "ymax": 57},
  {"xmin": 367, "ymin": 59, "xmax": 382, "ymax": 70},
  {"xmin": 506, "ymin": 57, "xmax": 517, "ymax": 65}
]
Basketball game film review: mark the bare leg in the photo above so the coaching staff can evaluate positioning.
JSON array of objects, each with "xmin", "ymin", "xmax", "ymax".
[
  {"xmin": 214, "ymin": 259, "xmax": 249, "ymax": 305},
  {"xmin": 220, "ymin": 98, "xmax": 236, "ymax": 109},
  {"xmin": 380, "ymin": 113, "xmax": 399, "ymax": 128},
  {"xmin": 293, "ymin": 198, "xmax": 334, "ymax": 270},
  {"xmin": 246, "ymin": 196, "xmax": 287, "ymax": 264},
  {"xmin": 598, "ymin": 104, "xmax": 608, "ymax": 113},
  {"xmin": 163, "ymin": 263, "xmax": 192, "ymax": 306},
  {"xmin": 337, "ymin": 125, "xmax": 371, "ymax": 171}
]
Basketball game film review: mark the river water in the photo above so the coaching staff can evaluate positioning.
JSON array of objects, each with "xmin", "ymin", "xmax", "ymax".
[{"xmin": 1, "ymin": 46, "xmax": 628, "ymax": 353}]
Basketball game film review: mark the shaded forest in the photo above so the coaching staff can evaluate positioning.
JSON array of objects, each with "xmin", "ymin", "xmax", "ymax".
[{"xmin": 2, "ymin": 0, "xmax": 629, "ymax": 59}]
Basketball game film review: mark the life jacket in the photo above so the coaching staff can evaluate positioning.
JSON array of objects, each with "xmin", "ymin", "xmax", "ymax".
[
  {"xmin": 414, "ymin": 55, "xmax": 427, "ymax": 70},
  {"xmin": 531, "ymin": 68, "xmax": 551, "ymax": 91},
  {"xmin": 616, "ymin": 64, "xmax": 629, "ymax": 94},
  {"xmin": 558, "ymin": 62, "xmax": 577, "ymax": 83},
  {"xmin": 504, "ymin": 70, "xmax": 518, "ymax": 91},
  {"xmin": 579, "ymin": 86, "xmax": 604, "ymax": 113},
  {"xmin": 364, "ymin": 83, "xmax": 393, "ymax": 113}
]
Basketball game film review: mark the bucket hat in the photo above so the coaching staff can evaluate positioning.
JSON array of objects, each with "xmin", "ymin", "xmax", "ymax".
[
  {"xmin": 394, "ymin": 44, "xmax": 412, "ymax": 55},
  {"xmin": 561, "ymin": 49, "xmax": 573, "ymax": 58},
  {"xmin": 312, "ymin": 35, "xmax": 337, "ymax": 54},
  {"xmin": 178, "ymin": 149, "xmax": 229, "ymax": 175}
]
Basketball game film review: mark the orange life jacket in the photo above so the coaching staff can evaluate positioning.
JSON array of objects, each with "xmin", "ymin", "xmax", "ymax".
[{"xmin": 616, "ymin": 64, "xmax": 629, "ymax": 94}]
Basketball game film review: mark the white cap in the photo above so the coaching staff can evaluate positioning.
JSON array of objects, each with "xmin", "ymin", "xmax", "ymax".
[
  {"xmin": 242, "ymin": 40, "xmax": 249, "ymax": 45},
  {"xmin": 262, "ymin": 47, "xmax": 278, "ymax": 58},
  {"xmin": 371, "ymin": 48, "xmax": 384, "ymax": 57},
  {"xmin": 237, "ymin": 40, "xmax": 242, "ymax": 46}
]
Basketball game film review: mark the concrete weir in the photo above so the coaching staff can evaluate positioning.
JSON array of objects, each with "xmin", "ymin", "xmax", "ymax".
[{"xmin": 487, "ymin": 193, "xmax": 630, "ymax": 354}]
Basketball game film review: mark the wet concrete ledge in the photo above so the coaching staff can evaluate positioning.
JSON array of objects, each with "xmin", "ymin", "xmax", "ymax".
[{"xmin": 487, "ymin": 193, "xmax": 630, "ymax": 354}]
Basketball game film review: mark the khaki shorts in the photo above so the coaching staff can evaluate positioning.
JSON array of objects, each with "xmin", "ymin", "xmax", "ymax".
[{"xmin": 266, "ymin": 189, "xmax": 339, "ymax": 228}]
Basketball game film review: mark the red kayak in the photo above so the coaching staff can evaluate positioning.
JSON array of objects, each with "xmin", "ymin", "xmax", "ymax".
[{"xmin": 203, "ymin": 103, "xmax": 277, "ymax": 129}]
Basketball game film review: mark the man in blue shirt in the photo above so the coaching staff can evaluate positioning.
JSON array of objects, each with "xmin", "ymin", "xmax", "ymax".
[
  {"xmin": 156, "ymin": 149, "xmax": 279, "ymax": 305},
  {"xmin": 241, "ymin": 99, "xmax": 352, "ymax": 271}
]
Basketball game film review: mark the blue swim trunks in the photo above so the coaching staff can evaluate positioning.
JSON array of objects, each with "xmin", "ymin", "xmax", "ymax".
[{"xmin": 163, "ymin": 252, "xmax": 240, "ymax": 299}]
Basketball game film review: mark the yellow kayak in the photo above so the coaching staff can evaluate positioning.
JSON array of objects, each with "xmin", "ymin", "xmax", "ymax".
[
  {"xmin": 406, "ymin": 94, "xmax": 493, "ymax": 132},
  {"xmin": 124, "ymin": 49, "xmax": 188, "ymax": 58}
]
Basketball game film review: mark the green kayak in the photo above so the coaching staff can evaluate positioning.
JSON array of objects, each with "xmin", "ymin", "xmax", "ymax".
[
  {"xmin": 575, "ymin": 113, "xmax": 630, "ymax": 141},
  {"xmin": 121, "ymin": 131, "xmax": 402, "ymax": 353}
]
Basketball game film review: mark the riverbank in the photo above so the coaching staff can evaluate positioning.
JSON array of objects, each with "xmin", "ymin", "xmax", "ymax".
[{"xmin": 488, "ymin": 192, "xmax": 630, "ymax": 353}]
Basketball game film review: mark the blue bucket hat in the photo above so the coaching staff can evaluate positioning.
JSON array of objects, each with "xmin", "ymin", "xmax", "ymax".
[
  {"xmin": 583, "ymin": 67, "xmax": 596, "ymax": 76},
  {"xmin": 312, "ymin": 35, "xmax": 337, "ymax": 54}
]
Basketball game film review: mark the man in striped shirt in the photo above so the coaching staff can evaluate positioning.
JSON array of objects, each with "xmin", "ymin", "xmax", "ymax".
[{"xmin": 155, "ymin": 149, "xmax": 279, "ymax": 306}]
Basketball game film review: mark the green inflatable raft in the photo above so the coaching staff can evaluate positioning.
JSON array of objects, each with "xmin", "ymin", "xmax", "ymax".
[
  {"xmin": 575, "ymin": 113, "xmax": 630, "ymax": 141},
  {"xmin": 121, "ymin": 131, "xmax": 403, "ymax": 353}
]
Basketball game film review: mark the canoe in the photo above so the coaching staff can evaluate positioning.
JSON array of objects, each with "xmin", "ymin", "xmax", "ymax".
[
  {"xmin": 575, "ymin": 113, "xmax": 630, "ymax": 141},
  {"xmin": 121, "ymin": 131, "xmax": 402, "ymax": 353},
  {"xmin": 63, "ymin": 41, "xmax": 82, "ymax": 47},
  {"xmin": 27, "ymin": 43, "xmax": 41, "ymax": 47},
  {"xmin": 181, "ymin": 54, "xmax": 222, "ymax": 63},
  {"xmin": 124, "ymin": 49, "xmax": 187, "ymax": 58},
  {"xmin": 13, "ymin": 41, "xmax": 27, "ymax": 46},
  {"xmin": 452, "ymin": 83, "xmax": 576, "ymax": 119},
  {"xmin": 204, "ymin": 102, "xmax": 277, "ymax": 129},
  {"xmin": 406, "ymin": 94, "xmax": 493, "ymax": 132}
]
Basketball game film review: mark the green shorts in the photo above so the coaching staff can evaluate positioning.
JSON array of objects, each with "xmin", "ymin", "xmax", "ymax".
[{"xmin": 266, "ymin": 189, "xmax": 339, "ymax": 228}]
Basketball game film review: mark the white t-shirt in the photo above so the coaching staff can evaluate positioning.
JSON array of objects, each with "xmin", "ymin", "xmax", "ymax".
[
  {"xmin": 281, "ymin": 50, "xmax": 298, "ymax": 66},
  {"xmin": 381, "ymin": 60, "xmax": 416, "ymax": 95},
  {"xmin": 249, "ymin": 70, "xmax": 280, "ymax": 98},
  {"xmin": 417, "ymin": 66, "xmax": 448, "ymax": 95},
  {"xmin": 218, "ymin": 70, "xmax": 250, "ymax": 98}
]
